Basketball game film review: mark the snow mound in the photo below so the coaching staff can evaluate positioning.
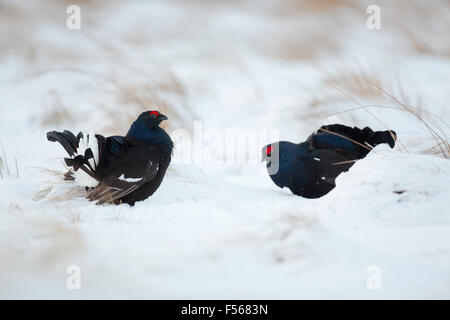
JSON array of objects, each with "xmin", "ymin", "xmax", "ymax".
[{"xmin": 2, "ymin": 151, "xmax": 449, "ymax": 299}]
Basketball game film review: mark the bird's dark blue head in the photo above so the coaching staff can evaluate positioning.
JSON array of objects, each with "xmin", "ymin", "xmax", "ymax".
[
  {"xmin": 137, "ymin": 110, "xmax": 168, "ymax": 129},
  {"xmin": 262, "ymin": 141, "xmax": 306, "ymax": 178},
  {"xmin": 126, "ymin": 110, "xmax": 171, "ymax": 143}
]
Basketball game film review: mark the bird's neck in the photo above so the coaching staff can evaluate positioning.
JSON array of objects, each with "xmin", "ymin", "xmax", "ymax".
[
  {"xmin": 127, "ymin": 119, "xmax": 154, "ymax": 137},
  {"xmin": 126, "ymin": 119, "xmax": 173, "ymax": 153}
]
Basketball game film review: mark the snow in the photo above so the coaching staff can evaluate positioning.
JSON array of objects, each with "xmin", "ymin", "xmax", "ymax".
[{"xmin": 0, "ymin": 0, "xmax": 449, "ymax": 299}]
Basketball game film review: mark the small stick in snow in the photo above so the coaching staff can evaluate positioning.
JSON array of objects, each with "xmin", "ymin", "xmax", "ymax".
[{"xmin": 332, "ymin": 160, "xmax": 358, "ymax": 166}]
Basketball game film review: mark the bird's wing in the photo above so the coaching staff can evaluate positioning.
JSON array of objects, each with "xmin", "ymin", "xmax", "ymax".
[
  {"xmin": 307, "ymin": 124, "xmax": 372, "ymax": 158},
  {"xmin": 87, "ymin": 137, "xmax": 161, "ymax": 205}
]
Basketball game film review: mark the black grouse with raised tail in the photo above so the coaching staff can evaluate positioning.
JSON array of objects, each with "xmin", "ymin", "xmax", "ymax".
[{"xmin": 47, "ymin": 110, "xmax": 173, "ymax": 206}]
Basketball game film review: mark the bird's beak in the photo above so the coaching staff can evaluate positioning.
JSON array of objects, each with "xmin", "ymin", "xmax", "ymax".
[{"xmin": 159, "ymin": 114, "xmax": 168, "ymax": 121}]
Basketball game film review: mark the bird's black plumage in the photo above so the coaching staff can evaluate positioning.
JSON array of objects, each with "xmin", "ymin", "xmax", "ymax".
[
  {"xmin": 262, "ymin": 124, "xmax": 396, "ymax": 198},
  {"xmin": 47, "ymin": 110, "xmax": 173, "ymax": 206}
]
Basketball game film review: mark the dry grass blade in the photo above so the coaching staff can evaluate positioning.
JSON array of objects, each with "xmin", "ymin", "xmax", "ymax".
[
  {"xmin": 30, "ymin": 166, "xmax": 67, "ymax": 179},
  {"xmin": 14, "ymin": 157, "xmax": 19, "ymax": 178},
  {"xmin": 366, "ymin": 81, "xmax": 449, "ymax": 158},
  {"xmin": 323, "ymin": 80, "xmax": 410, "ymax": 153},
  {"xmin": 0, "ymin": 155, "xmax": 3, "ymax": 179},
  {"xmin": 422, "ymin": 141, "xmax": 450, "ymax": 155},
  {"xmin": 332, "ymin": 160, "xmax": 358, "ymax": 166},
  {"xmin": 8, "ymin": 201, "xmax": 24, "ymax": 214},
  {"xmin": 0, "ymin": 139, "xmax": 10, "ymax": 176},
  {"xmin": 320, "ymin": 104, "xmax": 443, "ymax": 121}
]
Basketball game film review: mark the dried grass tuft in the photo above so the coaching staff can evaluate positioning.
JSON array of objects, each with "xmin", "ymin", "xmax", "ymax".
[
  {"xmin": 320, "ymin": 73, "xmax": 449, "ymax": 158},
  {"xmin": 40, "ymin": 91, "xmax": 75, "ymax": 127},
  {"xmin": 389, "ymin": 1, "xmax": 450, "ymax": 57},
  {"xmin": 326, "ymin": 66, "xmax": 384, "ymax": 99},
  {"xmin": 369, "ymin": 82, "xmax": 449, "ymax": 158},
  {"xmin": 100, "ymin": 72, "xmax": 192, "ymax": 135}
]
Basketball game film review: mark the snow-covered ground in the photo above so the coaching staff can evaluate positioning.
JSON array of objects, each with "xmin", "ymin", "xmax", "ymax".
[{"xmin": 0, "ymin": 0, "xmax": 449, "ymax": 299}]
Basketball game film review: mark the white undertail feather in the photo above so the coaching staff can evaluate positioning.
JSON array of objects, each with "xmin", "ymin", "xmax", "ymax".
[
  {"xmin": 118, "ymin": 174, "xmax": 143, "ymax": 183},
  {"xmin": 72, "ymin": 130, "xmax": 100, "ymax": 188},
  {"xmin": 87, "ymin": 129, "xmax": 99, "ymax": 169}
]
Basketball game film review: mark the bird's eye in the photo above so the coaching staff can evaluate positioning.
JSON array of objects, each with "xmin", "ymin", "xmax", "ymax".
[
  {"xmin": 266, "ymin": 146, "xmax": 272, "ymax": 156},
  {"xmin": 150, "ymin": 111, "xmax": 160, "ymax": 117}
]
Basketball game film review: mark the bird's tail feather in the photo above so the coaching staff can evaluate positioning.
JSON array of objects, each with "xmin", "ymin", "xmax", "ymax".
[
  {"xmin": 368, "ymin": 129, "xmax": 397, "ymax": 148},
  {"xmin": 319, "ymin": 125, "xmax": 397, "ymax": 149},
  {"xmin": 46, "ymin": 130, "xmax": 81, "ymax": 157},
  {"xmin": 47, "ymin": 130, "xmax": 101, "ymax": 185}
]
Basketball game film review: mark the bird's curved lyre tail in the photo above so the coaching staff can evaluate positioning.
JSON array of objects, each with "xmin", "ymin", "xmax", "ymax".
[
  {"xmin": 311, "ymin": 124, "xmax": 397, "ymax": 159},
  {"xmin": 318, "ymin": 124, "xmax": 397, "ymax": 149},
  {"xmin": 47, "ymin": 130, "xmax": 100, "ymax": 187}
]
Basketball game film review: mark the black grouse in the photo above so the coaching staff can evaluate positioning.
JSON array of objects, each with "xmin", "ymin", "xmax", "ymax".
[
  {"xmin": 261, "ymin": 124, "xmax": 396, "ymax": 198},
  {"xmin": 47, "ymin": 110, "xmax": 173, "ymax": 206}
]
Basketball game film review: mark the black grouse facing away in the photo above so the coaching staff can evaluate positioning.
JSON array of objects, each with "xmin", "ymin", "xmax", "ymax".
[
  {"xmin": 47, "ymin": 110, "xmax": 173, "ymax": 206},
  {"xmin": 262, "ymin": 124, "xmax": 396, "ymax": 198}
]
